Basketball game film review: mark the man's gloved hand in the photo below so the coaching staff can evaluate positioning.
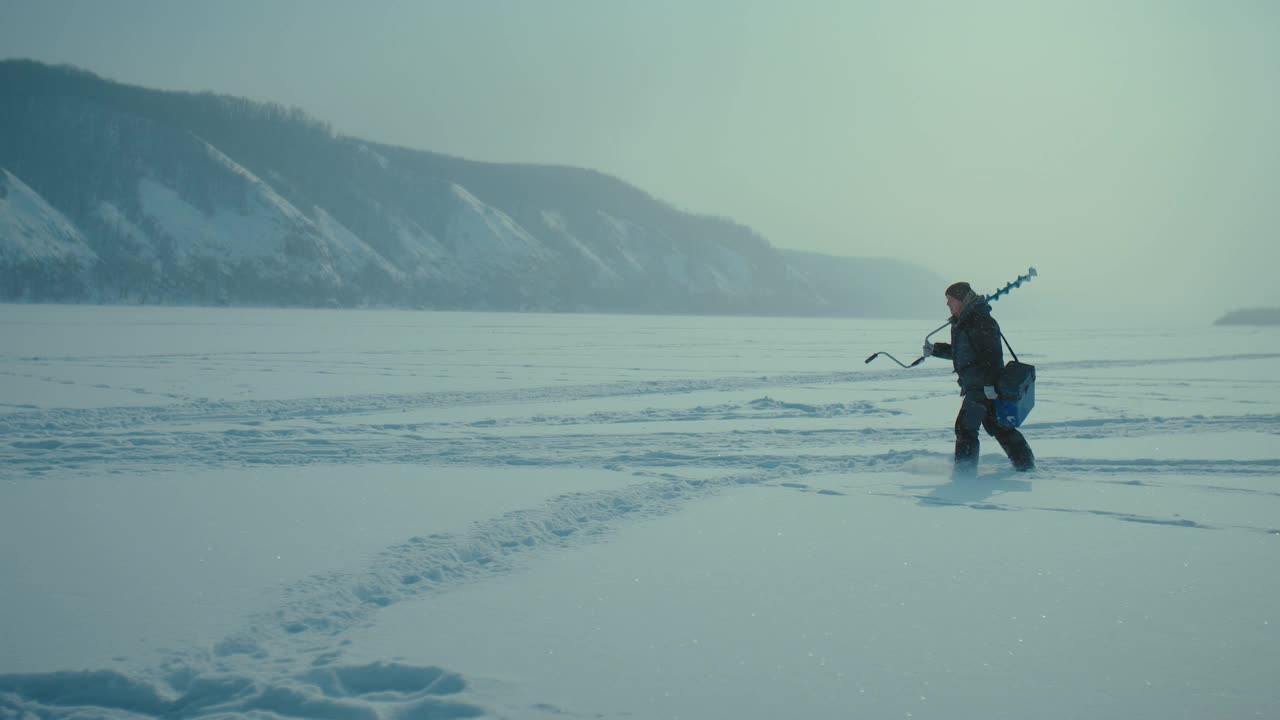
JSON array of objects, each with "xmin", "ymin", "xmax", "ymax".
[
  {"xmin": 984, "ymin": 385, "xmax": 998, "ymax": 400},
  {"xmin": 922, "ymin": 341, "xmax": 934, "ymax": 357}
]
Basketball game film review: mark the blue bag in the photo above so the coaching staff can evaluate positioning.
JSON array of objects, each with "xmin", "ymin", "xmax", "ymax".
[{"xmin": 995, "ymin": 359, "xmax": 1035, "ymax": 428}]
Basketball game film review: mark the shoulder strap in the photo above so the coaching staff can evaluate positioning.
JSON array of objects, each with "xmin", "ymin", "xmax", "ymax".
[{"xmin": 999, "ymin": 331, "xmax": 1019, "ymax": 364}]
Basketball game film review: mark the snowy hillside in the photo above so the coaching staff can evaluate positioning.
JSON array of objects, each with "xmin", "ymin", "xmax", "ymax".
[
  {"xmin": 0, "ymin": 169, "xmax": 97, "ymax": 299},
  {"xmin": 0, "ymin": 60, "xmax": 943, "ymax": 315},
  {"xmin": 0, "ymin": 170, "xmax": 95, "ymax": 264}
]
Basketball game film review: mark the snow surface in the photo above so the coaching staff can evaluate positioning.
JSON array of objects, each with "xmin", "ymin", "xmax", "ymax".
[
  {"xmin": 310, "ymin": 206, "xmax": 403, "ymax": 282},
  {"xmin": 1, "ymin": 304, "xmax": 1278, "ymax": 719},
  {"xmin": 0, "ymin": 170, "xmax": 97, "ymax": 265},
  {"xmin": 447, "ymin": 184, "xmax": 547, "ymax": 272},
  {"xmin": 138, "ymin": 137, "xmax": 325, "ymax": 265}
]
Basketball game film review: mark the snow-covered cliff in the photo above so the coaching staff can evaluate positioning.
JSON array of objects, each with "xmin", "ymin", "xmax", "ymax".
[{"xmin": 0, "ymin": 60, "xmax": 942, "ymax": 315}]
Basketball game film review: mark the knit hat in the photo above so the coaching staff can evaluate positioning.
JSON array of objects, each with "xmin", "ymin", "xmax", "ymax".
[{"xmin": 945, "ymin": 281, "xmax": 978, "ymax": 304}]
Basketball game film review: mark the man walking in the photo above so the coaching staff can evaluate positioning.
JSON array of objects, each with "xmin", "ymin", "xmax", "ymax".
[{"xmin": 924, "ymin": 281, "xmax": 1035, "ymax": 477}]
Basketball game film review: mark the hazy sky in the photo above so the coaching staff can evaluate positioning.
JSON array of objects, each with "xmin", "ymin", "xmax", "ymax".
[{"xmin": 3, "ymin": 0, "xmax": 1278, "ymax": 323}]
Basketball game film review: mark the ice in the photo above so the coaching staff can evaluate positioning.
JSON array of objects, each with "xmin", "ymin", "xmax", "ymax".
[{"xmin": 2, "ymin": 304, "xmax": 1277, "ymax": 719}]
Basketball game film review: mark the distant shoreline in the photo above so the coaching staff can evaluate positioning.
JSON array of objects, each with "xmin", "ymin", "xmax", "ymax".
[{"xmin": 1214, "ymin": 307, "xmax": 1280, "ymax": 326}]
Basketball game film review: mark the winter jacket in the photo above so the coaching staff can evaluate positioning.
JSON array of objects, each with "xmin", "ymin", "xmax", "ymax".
[{"xmin": 930, "ymin": 298, "xmax": 1004, "ymax": 393}]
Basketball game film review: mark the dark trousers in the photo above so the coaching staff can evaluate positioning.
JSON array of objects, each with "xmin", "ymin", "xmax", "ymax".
[{"xmin": 954, "ymin": 393, "xmax": 1034, "ymax": 473}]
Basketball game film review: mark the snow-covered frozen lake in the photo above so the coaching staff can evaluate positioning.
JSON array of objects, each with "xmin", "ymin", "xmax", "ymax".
[{"xmin": 2, "ymin": 303, "xmax": 1278, "ymax": 719}]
